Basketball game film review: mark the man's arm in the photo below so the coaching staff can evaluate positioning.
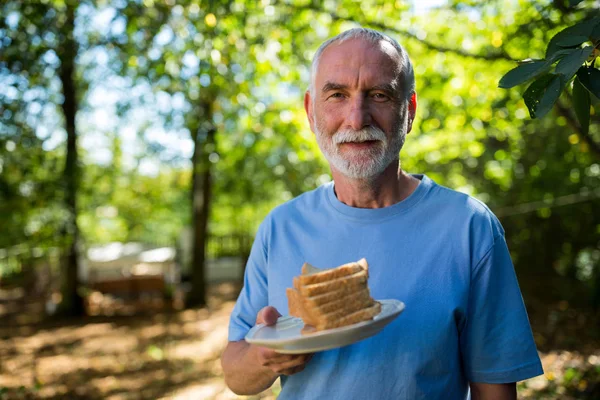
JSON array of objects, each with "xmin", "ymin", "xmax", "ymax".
[
  {"xmin": 470, "ymin": 382, "xmax": 516, "ymax": 400},
  {"xmin": 221, "ymin": 306, "xmax": 313, "ymax": 395}
]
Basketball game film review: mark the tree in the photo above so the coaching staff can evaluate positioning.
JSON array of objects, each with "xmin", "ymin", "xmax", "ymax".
[
  {"xmin": 97, "ymin": 0, "xmax": 600, "ymax": 309},
  {"xmin": 57, "ymin": 1, "xmax": 85, "ymax": 316},
  {"xmin": 3, "ymin": 0, "xmax": 598, "ymax": 314},
  {"xmin": 111, "ymin": 0, "xmax": 330, "ymax": 306},
  {"xmin": 0, "ymin": 0, "xmax": 89, "ymax": 315}
]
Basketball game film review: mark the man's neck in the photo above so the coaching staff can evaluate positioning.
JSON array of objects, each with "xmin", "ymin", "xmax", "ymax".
[{"xmin": 331, "ymin": 161, "xmax": 420, "ymax": 209}]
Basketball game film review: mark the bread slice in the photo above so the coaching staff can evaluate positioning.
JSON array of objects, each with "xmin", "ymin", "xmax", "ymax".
[
  {"xmin": 287, "ymin": 259, "xmax": 379, "ymax": 333},
  {"xmin": 300, "ymin": 262, "xmax": 321, "ymax": 275},
  {"xmin": 307, "ymin": 291, "xmax": 341, "ymax": 307},
  {"xmin": 307, "ymin": 287, "xmax": 372, "ymax": 315},
  {"xmin": 296, "ymin": 270, "xmax": 368, "ymax": 297},
  {"xmin": 286, "ymin": 288, "xmax": 317, "ymax": 325},
  {"xmin": 286, "ymin": 287, "xmax": 302, "ymax": 318},
  {"xmin": 298, "ymin": 290, "xmax": 374, "ymax": 329},
  {"xmin": 356, "ymin": 258, "xmax": 369, "ymax": 271},
  {"xmin": 297, "ymin": 260, "xmax": 367, "ymax": 285},
  {"xmin": 316, "ymin": 302, "xmax": 381, "ymax": 331},
  {"xmin": 312, "ymin": 297, "xmax": 374, "ymax": 323}
]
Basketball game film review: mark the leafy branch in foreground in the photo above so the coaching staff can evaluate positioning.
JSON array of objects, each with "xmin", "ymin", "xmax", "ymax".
[{"xmin": 499, "ymin": 16, "xmax": 600, "ymax": 135}]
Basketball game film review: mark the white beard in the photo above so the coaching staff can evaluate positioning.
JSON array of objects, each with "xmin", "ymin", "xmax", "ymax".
[{"xmin": 314, "ymin": 117, "xmax": 407, "ymax": 180}]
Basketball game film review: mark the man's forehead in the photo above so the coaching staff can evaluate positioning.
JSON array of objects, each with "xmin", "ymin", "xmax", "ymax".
[
  {"xmin": 315, "ymin": 38, "xmax": 401, "ymax": 85},
  {"xmin": 319, "ymin": 38, "xmax": 399, "ymax": 68}
]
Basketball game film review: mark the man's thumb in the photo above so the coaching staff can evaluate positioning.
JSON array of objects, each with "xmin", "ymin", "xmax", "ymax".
[{"xmin": 256, "ymin": 306, "xmax": 282, "ymax": 326}]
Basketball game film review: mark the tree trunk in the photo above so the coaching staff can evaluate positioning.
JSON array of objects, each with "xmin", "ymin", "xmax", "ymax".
[
  {"xmin": 186, "ymin": 106, "xmax": 215, "ymax": 308},
  {"xmin": 57, "ymin": 2, "xmax": 84, "ymax": 317}
]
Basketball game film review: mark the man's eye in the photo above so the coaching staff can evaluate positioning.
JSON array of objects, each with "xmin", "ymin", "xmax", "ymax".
[
  {"xmin": 372, "ymin": 93, "xmax": 389, "ymax": 101},
  {"xmin": 329, "ymin": 92, "xmax": 344, "ymax": 99}
]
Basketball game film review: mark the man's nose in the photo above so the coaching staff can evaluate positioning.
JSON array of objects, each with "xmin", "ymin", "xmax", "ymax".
[{"xmin": 345, "ymin": 96, "xmax": 371, "ymax": 130}]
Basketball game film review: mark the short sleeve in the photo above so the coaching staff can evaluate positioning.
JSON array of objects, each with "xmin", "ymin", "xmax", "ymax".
[
  {"xmin": 460, "ymin": 234, "xmax": 544, "ymax": 383},
  {"xmin": 227, "ymin": 220, "xmax": 270, "ymax": 341}
]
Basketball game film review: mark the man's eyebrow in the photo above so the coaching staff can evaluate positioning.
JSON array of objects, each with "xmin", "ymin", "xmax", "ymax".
[
  {"xmin": 321, "ymin": 82, "xmax": 400, "ymax": 95},
  {"xmin": 370, "ymin": 83, "xmax": 398, "ymax": 94},
  {"xmin": 321, "ymin": 82, "xmax": 348, "ymax": 93}
]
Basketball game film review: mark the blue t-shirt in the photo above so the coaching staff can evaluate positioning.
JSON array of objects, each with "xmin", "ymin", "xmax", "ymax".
[{"xmin": 228, "ymin": 174, "xmax": 543, "ymax": 399}]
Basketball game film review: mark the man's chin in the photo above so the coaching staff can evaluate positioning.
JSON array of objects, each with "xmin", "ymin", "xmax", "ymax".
[
  {"xmin": 341, "ymin": 155, "xmax": 383, "ymax": 169},
  {"xmin": 333, "ymin": 160, "xmax": 386, "ymax": 179}
]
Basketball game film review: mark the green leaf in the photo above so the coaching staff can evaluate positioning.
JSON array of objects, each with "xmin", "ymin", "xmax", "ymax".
[
  {"xmin": 568, "ymin": 0, "xmax": 584, "ymax": 5},
  {"xmin": 572, "ymin": 76, "xmax": 590, "ymax": 135},
  {"xmin": 556, "ymin": 35, "xmax": 589, "ymax": 48},
  {"xmin": 548, "ymin": 48, "xmax": 580, "ymax": 63},
  {"xmin": 499, "ymin": 60, "xmax": 550, "ymax": 89},
  {"xmin": 498, "ymin": 50, "xmax": 574, "ymax": 89},
  {"xmin": 546, "ymin": 17, "xmax": 600, "ymax": 58},
  {"xmin": 523, "ymin": 74, "xmax": 563, "ymax": 119},
  {"xmin": 576, "ymin": 67, "xmax": 600, "ymax": 100},
  {"xmin": 555, "ymin": 46, "xmax": 594, "ymax": 81},
  {"xmin": 593, "ymin": 22, "xmax": 600, "ymax": 40}
]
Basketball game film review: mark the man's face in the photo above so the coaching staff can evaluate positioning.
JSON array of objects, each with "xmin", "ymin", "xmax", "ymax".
[{"xmin": 305, "ymin": 38, "xmax": 416, "ymax": 179}]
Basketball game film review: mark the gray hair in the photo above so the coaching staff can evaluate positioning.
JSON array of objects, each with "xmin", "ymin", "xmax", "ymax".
[{"xmin": 309, "ymin": 28, "xmax": 416, "ymax": 101}]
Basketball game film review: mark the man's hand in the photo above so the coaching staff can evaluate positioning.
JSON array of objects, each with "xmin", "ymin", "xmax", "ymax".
[
  {"xmin": 221, "ymin": 306, "xmax": 314, "ymax": 395},
  {"xmin": 254, "ymin": 306, "xmax": 314, "ymax": 376}
]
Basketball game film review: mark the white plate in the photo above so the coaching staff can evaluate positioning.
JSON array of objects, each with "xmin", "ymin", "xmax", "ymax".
[{"xmin": 244, "ymin": 299, "xmax": 405, "ymax": 354}]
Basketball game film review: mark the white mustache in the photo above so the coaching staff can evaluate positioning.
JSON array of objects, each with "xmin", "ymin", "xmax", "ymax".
[{"xmin": 333, "ymin": 127, "xmax": 386, "ymax": 145}]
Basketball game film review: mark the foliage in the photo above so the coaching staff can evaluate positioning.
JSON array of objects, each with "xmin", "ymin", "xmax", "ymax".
[
  {"xmin": 0, "ymin": 1, "xmax": 77, "ymax": 251},
  {"xmin": 79, "ymin": 158, "xmax": 191, "ymax": 246},
  {"xmin": 1, "ymin": 1, "xmax": 599, "ymax": 308},
  {"xmin": 499, "ymin": 16, "xmax": 600, "ymax": 130}
]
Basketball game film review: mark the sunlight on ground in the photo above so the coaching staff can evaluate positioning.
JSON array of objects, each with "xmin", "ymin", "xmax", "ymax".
[
  {"xmin": 1, "ymin": 282, "xmax": 598, "ymax": 399},
  {"xmin": 0, "ymin": 283, "xmax": 279, "ymax": 399}
]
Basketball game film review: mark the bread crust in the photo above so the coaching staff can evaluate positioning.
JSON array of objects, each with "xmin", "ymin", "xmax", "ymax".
[
  {"xmin": 287, "ymin": 259, "xmax": 379, "ymax": 333},
  {"xmin": 298, "ymin": 261, "xmax": 364, "ymax": 285},
  {"xmin": 296, "ymin": 270, "xmax": 368, "ymax": 297},
  {"xmin": 307, "ymin": 288, "xmax": 372, "ymax": 314},
  {"xmin": 316, "ymin": 302, "xmax": 381, "ymax": 330}
]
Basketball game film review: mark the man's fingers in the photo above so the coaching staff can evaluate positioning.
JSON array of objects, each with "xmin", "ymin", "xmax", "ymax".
[
  {"xmin": 279, "ymin": 363, "xmax": 307, "ymax": 376},
  {"xmin": 257, "ymin": 349, "xmax": 309, "ymax": 366},
  {"xmin": 256, "ymin": 306, "xmax": 282, "ymax": 326},
  {"xmin": 256, "ymin": 351, "xmax": 290, "ymax": 367},
  {"xmin": 262, "ymin": 353, "xmax": 310, "ymax": 367},
  {"xmin": 270, "ymin": 356, "xmax": 311, "ymax": 374},
  {"xmin": 256, "ymin": 347, "xmax": 287, "ymax": 366}
]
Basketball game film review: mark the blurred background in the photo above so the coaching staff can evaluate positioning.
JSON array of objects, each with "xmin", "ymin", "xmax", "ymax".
[{"xmin": 0, "ymin": 0, "xmax": 599, "ymax": 399}]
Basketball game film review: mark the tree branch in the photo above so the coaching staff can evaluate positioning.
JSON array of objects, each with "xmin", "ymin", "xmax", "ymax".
[
  {"xmin": 555, "ymin": 99, "xmax": 600, "ymax": 157},
  {"xmin": 281, "ymin": 3, "xmax": 516, "ymax": 62}
]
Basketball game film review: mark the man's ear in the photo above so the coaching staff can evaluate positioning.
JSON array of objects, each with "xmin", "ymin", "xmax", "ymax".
[
  {"xmin": 406, "ymin": 92, "xmax": 417, "ymax": 133},
  {"xmin": 304, "ymin": 90, "xmax": 315, "ymax": 133}
]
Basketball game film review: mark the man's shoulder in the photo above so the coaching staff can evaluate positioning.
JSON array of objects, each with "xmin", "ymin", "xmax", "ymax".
[
  {"xmin": 424, "ymin": 176, "xmax": 503, "ymax": 236},
  {"xmin": 430, "ymin": 180, "xmax": 491, "ymax": 214}
]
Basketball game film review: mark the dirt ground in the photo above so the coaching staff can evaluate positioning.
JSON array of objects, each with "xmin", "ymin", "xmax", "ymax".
[
  {"xmin": 0, "ymin": 283, "xmax": 280, "ymax": 400},
  {"xmin": 0, "ymin": 282, "xmax": 598, "ymax": 399}
]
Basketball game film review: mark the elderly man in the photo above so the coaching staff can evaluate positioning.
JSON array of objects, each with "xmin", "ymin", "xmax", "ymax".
[{"xmin": 221, "ymin": 28, "xmax": 543, "ymax": 399}]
